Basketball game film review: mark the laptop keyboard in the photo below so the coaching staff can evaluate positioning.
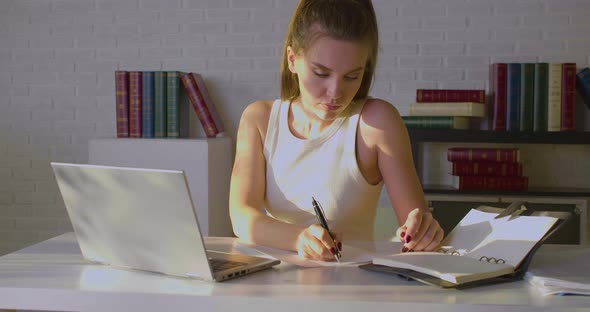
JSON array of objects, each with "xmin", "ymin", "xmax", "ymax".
[{"xmin": 208, "ymin": 258, "xmax": 247, "ymax": 272}]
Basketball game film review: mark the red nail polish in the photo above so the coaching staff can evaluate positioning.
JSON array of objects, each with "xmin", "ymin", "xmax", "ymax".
[
  {"xmin": 405, "ymin": 235, "xmax": 412, "ymax": 243},
  {"xmin": 330, "ymin": 247, "xmax": 336, "ymax": 255},
  {"xmin": 401, "ymin": 231, "xmax": 406, "ymax": 238},
  {"xmin": 402, "ymin": 246, "xmax": 409, "ymax": 252},
  {"xmin": 338, "ymin": 242, "xmax": 342, "ymax": 251}
]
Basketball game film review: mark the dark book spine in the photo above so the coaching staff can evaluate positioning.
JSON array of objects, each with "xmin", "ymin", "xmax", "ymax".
[
  {"xmin": 506, "ymin": 63, "xmax": 521, "ymax": 132},
  {"xmin": 447, "ymin": 148, "xmax": 520, "ymax": 163},
  {"xmin": 577, "ymin": 67, "xmax": 590, "ymax": 109},
  {"xmin": 180, "ymin": 73, "xmax": 218, "ymax": 137},
  {"xmin": 401, "ymin": 116, "xmax": 466, "ymax": 129},
  {"xmin": 128, "ymin": 71, "xmax": 142, "ymax": 138},
  {"xmin": 141, "ymin": 71, "xmax": 155, "ymax": 138},
  {"xmin": 451, "ymin": 161, "xmax": 523, "ymax": 177},
  {"xmin": 533, "ymin": 63, "xmax": 549, "ymax": 132},
  {"xmin": 115, "ymin": 71, "xmax": 129, "ymax": 138},
  {"xmin": 519, "ymin": 63, "xmax": 534, "ymax": 131},
  {"xmin": 416, "ymin": 89, "xmax": 485, "ymax": 103},
  {"xmin": 454, "ymin": 176, "xmax": 528, "ymax": 191},
  {"xmin": 154, "ymin": 71, "xmax": 167, "ymax": 138},
  {"xmin": 166, "ymin": 71, "xmax": 181, "ymax": 138},
  {"xmin": 561, "ymin": 63, "xmax": 576, "ymax": 131},
  {"xmin": 491, "ymin": 63, "xmax": 507, "ymax": 131}
]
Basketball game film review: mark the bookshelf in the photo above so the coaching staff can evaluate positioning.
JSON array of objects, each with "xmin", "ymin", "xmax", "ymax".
[
  {"xmin": 88, "ymin": 137, "xmax": 234, "ymax": 237},
  {"xmin": 408, "ymin": 129, "xmax": 590, "ymax": 196}
]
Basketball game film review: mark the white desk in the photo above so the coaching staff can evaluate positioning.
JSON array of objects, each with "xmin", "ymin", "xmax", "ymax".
[{"xmin": 0, "ymin": 233, "xmax": 588, "ymax": 312}]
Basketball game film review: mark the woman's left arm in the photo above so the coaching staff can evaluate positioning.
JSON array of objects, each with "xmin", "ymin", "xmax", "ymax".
[{"xmin": 360, "ymin": 99, "xmax": 443, "ymax": 251}]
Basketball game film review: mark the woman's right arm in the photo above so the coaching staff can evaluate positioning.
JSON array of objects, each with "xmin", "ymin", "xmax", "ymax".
[{"xmin": 229, "ymin": 101, "xmax": 338, "ymax": 260}]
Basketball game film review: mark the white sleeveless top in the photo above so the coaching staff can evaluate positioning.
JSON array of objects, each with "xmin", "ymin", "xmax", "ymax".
[{"xmin": 263, "ymin": 99, "xmax": 383, "ymax": 241}]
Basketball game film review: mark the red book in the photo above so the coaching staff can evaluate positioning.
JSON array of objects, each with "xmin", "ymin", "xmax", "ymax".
[
  {"xmin": 561, "ymin": 63, "xmax": 576, "ymax": 131},
  {"xmin": 490, "ymin": 63, "xmax": 507, "ymax": 131},
  {"xmin": 180, "ymin": 72, "xmax": 218, "ymax": 137},
  {"xmin": 115, "ymin": 71, "xmax": 129, "ymax": 138},
  {"xmin": 450, "ymin": 161, "xmax": 523, "ymax": 177},
  {"xmin": 452, "ymin": 176, "xmax": 528, "ymax": 191},
  {"xmin": 416, "ymin": 89, "xmax": 485, "ymax": 103},
  {"xmin": 447, "ymin": 148, "xmax": 520, "ymax": 163},
  {"xmin": 128, "ymin": 71, "xmax": 142, "ymax": 138},
  {"xmin": 192, "ymin": 73, "xmax": 225, "ymax": 135}
]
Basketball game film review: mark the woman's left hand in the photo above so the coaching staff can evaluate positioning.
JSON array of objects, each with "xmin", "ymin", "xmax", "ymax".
[{"xmin": 396, "ymin": 208, "xmax": 444, "ymax": 252}]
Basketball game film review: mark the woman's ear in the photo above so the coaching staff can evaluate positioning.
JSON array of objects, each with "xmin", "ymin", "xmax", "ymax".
[{"xmin": 286, "ymin": 46, "xmax": 297, "ymax": 74}]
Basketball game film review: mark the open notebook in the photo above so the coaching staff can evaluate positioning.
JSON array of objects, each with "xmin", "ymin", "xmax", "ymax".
[{"xmin": 361, "ymin": 203, "xmax": 572, "ymax": 288}]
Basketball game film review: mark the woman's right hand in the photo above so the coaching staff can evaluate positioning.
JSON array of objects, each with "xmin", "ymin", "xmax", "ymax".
[{"xmin": 295, "ymin": 224, "xmax": 342, "ymax": 261}]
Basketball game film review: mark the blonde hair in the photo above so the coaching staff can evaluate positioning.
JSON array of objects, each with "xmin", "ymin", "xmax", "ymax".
[{"xmin": 280, "ymin": 0, "xmax": 379, "ymax": 102}]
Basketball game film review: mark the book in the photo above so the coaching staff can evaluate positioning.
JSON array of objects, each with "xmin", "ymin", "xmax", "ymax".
[
  {"xmin": 369, "ymin": 207, "xmax": 560, "ymax": 286},
  {"xmin": 153, "ymin": 71, "xmax": 167, "ymax": 138},
  {"xmin": 533, "ymin": 63, "xmax": 549, "ymax": 132},
  {"xmin": 451, "ymin": 175, "xmax": 528, "ymax": 191},
  {"xmin": 490, "ymin": 63, "xmax": 507, "ymax": 131},
  {"xmin": 401, "ymin": 116, "xmax": 470, "ymax": 129},
  {"xmin": 408, "ymin": 102, "xmax": 485, "ymax": 117},
  {"xmin": 192, "ymin": 73, "xmax": 226, "ymax": 136},
  {"xmin": 166, "ymin": 71, "xmax": 181, "ymax": 138},
  {"xmin": 115, "ymin": 70, "xmax": 129, "ymax": 138},
  {"xmin": 506, "ymin": 63, "xmax": 521, "ymax": 132},
  {"xmin": 450, "ymin": 161, "xmax": 523, "ymax": 177},
  {"xmin": 447, "ymin": 147, "xmax": 520, "ymax": 163},
  {"xmin": 577, "ymin": 67, "xmax": 590, "ymax": 109},
  {"xmin": 416, "ymin": 89, "xmax": 485, "ymax": 103},
  {"xmin": 128, "ymin": 71, "xmax": 142, "ymax": 138},
  {"xmin": 561, "ymin": 63, "xmax": 576, "ymax": 131},
  {"xmin": 547, "ymin": 63, "xmax": 562, "ymax": 132},
  {"xmin": 141, "ymin": 71, "xmax": 155, "ymax": 138},
  {"xmin": 519, "ymin": 63, "xmax": 534, "ymax": 131},
  {"xmin": 180, "ymin": 72, "xmax": 220, "ymax": 138}
]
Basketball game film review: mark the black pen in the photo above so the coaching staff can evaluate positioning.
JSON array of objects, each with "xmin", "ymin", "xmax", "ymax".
[{"xmin": 312, "ymin": 197, "xmax": 341, "ymax": 263}]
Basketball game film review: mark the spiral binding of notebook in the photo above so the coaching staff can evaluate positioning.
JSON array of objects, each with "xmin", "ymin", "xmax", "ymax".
[{"xmin": 436, "ymin": 247, "xmax": 507, "ymax": 264}]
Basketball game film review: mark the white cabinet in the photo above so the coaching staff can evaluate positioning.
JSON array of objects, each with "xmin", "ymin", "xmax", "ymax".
[{"xmin": 88, "ymin": 137, "xmax": 234, "ymax": 237}]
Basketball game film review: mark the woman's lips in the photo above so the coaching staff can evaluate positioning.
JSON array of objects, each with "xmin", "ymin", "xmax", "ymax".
[{"xmin": 321, "ymin": 103, "xmax": 340, "ymax": 111}]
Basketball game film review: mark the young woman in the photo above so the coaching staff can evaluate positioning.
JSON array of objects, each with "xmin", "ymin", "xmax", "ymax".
[{"xmin": 229, "ymin": 0, "xmax": 443, "ymax": 261}]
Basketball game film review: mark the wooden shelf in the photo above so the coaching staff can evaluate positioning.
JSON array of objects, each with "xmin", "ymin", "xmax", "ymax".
[
  {"xmin": 423, "ymin": 185, "xmax": 590, "ymax": 197},
  {"xmin": 408, "ymin": 129, "xmax": 590, "ymax": 197},
  {"xmin": 408, "ymin": 129, "xmax": 590, "ymax": 145}
]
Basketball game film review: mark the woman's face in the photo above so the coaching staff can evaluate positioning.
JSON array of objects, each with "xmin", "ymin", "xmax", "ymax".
[{"xmin": 288, "ymin": 34, "xmax": 369, "ymax": 121}]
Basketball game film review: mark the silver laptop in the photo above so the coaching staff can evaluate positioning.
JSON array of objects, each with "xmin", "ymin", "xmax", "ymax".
[{"xmin": 51, "ymin": 162, "xmax": 279, "ymax": 282}]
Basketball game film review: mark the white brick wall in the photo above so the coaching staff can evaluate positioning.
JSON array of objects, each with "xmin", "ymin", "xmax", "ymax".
[{"xmin": 0, "ymin": 0, "xmax": 590, "ymax": 254}]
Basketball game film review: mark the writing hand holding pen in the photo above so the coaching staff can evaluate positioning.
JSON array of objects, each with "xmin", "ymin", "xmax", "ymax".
[{"xmin": 312, "ymin": 197, "xmax": 342, "ymax": 262}]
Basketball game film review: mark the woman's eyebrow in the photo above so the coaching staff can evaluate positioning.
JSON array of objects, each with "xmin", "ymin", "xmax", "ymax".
[{"xmin": 311, "ymin": 62, "xmax": 363, "ymax": 74}]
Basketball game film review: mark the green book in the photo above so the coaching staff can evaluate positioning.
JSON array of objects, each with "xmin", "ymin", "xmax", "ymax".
[
  {"xmin": 166, "ymin": 71, "xmax": 180, "ymax": 138},
  {"xmin": 154, "ymin": 71, "xmax": 167, "ymax": 138},
  {"xmin": 402, "ymin": 116, "xmax": 469, "ymax": 129},
  {"xmin": 533, "ymin": 63, "xmax": 549, "ymax": 132},
  {"xmin": 519, "ymin": 63, "xmax": 534, "ymax": 131}
]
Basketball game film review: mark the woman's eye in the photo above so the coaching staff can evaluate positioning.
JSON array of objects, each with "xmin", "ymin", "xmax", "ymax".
[
  {"xmin": 345, "ymin": 76, "xmax": 359, "ymax": 80},
  {"xmin": 313, "ymin": 71, "xmax": 329, "ymax": 77}
]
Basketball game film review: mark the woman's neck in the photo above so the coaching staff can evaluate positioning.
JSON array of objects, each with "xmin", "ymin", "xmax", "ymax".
[{"xmin": 288, "ymin": 99, "xmax": 335, "ymax": 139}]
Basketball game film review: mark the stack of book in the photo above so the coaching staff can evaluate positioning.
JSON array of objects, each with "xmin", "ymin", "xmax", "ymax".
[
  {"xmin": 402, "ymin": 89, "xmax": 486, "ymax": 130},
  {"xmin": 115, "ymin": 71, "xmax": 225, "ymax": 139},
  {"xmin": 447, "ymin": 147, "xmax": 528, "ymax": 191},
  {"xmin": 489, "ymin": 62, "xmax": 578, "ymax": 132}
]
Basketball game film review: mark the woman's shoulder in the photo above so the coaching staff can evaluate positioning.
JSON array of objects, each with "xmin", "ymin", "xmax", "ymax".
[
  {"xmin": 241, "ymin": 100, "xmax": 275, "ymax": 123},
  {"xmin": 359, "ymin": 98, "xmax": 403, "ymax": 127}
]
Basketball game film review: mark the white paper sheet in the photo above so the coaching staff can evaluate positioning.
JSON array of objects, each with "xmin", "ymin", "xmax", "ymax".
[{"xmin": 234, "ymin": 241, "xmax": 376, "ymax": 267}]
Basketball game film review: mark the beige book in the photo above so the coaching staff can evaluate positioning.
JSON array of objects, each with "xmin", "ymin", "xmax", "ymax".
[{"xmin": 409, "ymin": 102, "xmax": 485, "ymax": 117}]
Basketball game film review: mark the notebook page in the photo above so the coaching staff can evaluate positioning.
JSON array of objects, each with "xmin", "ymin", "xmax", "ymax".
[
  {"xmin": 234, "ymin": 241, "xmax": 375, "ymax": 267},
  {"xmin": 442, "ymin": 209, "xmax": 559, "ymax": 267}
]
